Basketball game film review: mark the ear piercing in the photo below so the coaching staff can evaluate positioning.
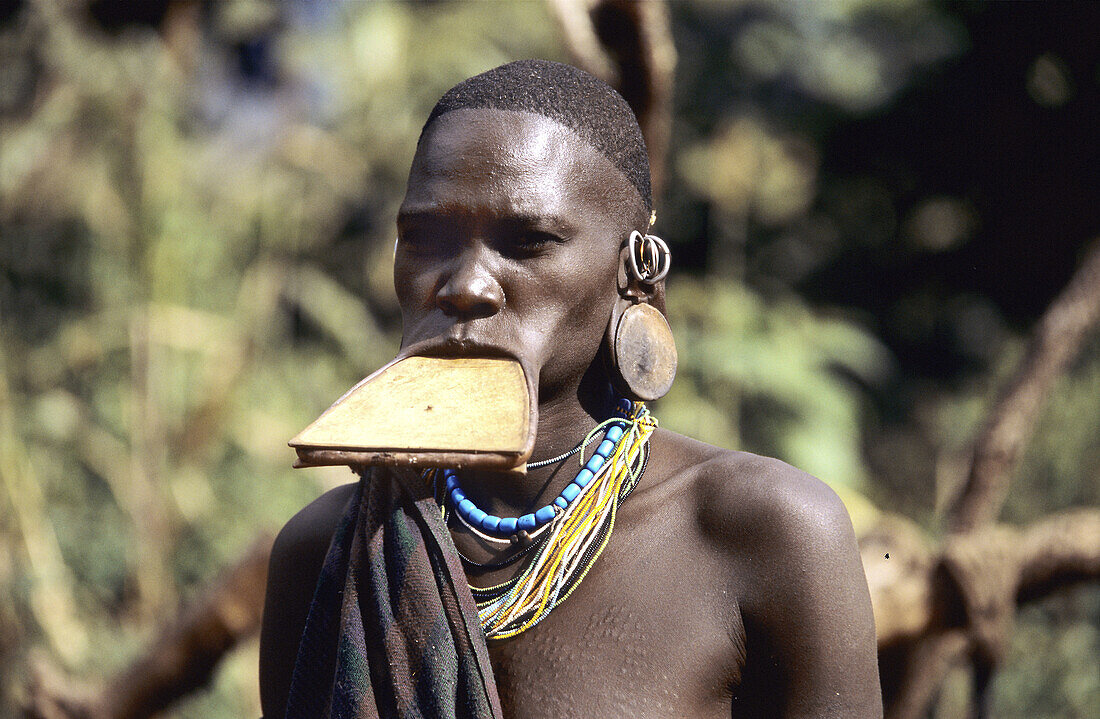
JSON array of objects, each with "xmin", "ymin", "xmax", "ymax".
[{"xmin": 627, "ymin": 230, "xmax": 671, "ymax": 284}]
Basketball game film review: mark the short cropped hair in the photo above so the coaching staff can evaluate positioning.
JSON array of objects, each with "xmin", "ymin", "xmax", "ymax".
[{"xmin": 421, "ymin": 59, "xmax": 652, "ymax": 211}]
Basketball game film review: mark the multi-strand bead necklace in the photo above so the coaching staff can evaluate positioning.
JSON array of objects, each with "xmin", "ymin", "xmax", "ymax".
[{"xmin": 431, "ymin": 400, "xmax": 657, "ymax": 640}]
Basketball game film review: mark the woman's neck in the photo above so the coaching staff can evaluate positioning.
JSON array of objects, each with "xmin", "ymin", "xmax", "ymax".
[{"xmin": 452, "ymin": 364, "xmax": 619, "ymax": 518}]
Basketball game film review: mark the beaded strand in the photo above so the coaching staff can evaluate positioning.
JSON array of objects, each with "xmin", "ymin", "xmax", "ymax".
[
  {"xmin": 432, "ymin": 401, "xmax": 657, "ymax": 641},
  {"xmin": 443, "ymin": 420, "xmax": 625, "ymax": 540},
  {"xmin": 442, "ymin": 398, "xmax": 634, "ymax": 541}
]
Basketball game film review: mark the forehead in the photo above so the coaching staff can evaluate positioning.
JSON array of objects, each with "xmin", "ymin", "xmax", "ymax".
[{"xmin": 401, "ymin": 108, "xmax": 639, "ymax": 227}]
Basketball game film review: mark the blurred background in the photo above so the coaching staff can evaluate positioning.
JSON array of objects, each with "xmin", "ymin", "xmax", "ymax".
[{"xmin": 1, "ymin": 0, "xmax": 1097, "ymax": 717}]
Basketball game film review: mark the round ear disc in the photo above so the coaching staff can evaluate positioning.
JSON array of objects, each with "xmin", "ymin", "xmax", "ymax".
[{"xmin": 612, "ymin": 303, "xmax": 677, "ymax": 401}]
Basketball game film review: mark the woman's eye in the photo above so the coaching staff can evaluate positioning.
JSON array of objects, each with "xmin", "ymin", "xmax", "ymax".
[
  {"xmin": 513, "ymin": 231, "xmax": 560, "ymax": 251},
  {"xmin": 399, "ymin": 229, "xmax": 447, "ymax": 254}
]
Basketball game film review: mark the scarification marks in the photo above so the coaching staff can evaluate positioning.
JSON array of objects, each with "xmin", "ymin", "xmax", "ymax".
[{"xmin": 491, "ymin": 604, "xmax": 684, "ymax": 717}]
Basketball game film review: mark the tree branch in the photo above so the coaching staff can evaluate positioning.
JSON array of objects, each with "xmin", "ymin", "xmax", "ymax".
[
  {"xmin": 949, "ymin": 240, "xmax": 1100, "ymax": 533},
  {"xmin": 864, "ymin": 509, "xmax": 1100, "ymax": 645},
  {"xmin": 1017, "ymin": 509, "xmax": 1100, "ymax": 602},
  {"xmin": 863, "ymin": 508, "xmax": 1100, "ymax": 717},
  {"xmin": 545, "ymin": 0, "xmax": 616, "ymax": 85},
  {"xmin": 24, "ymin": 534, "xmax": 273, "ymax": 719},
  {"xmin": 884, "ymin": 630, "xmax": 970, "ymax": 719},
  {"xmin": 546, "ymin": 0, "xmax": 677, "ymax": 202}
]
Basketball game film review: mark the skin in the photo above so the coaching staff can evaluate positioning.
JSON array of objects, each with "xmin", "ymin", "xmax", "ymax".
[{"xmin": 260, "ymin": 108, "xmax": 882, "ymax": 718}]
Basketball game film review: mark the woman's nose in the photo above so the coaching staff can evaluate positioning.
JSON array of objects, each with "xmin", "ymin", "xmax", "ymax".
[{"xmin": 435, "ymin": 254, "xmax": 504, "ymax": 320}]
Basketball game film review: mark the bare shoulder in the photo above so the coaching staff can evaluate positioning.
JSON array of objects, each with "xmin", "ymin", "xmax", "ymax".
[
  {"xmin": 645, "ymin": 428, "xmax": 854, "ymax": 552},
  {"xmin": 648, "ymin": 431, "xmax": 880, "ymax": 715},
  {"xmin": 687, "ymin": 440, "xmax": 864, "ymax": 612},
  {"xmin": 259, "ymin": 481, "xmax": 359, "ymax": 719},
  {"xmin": 269, "ymin": 481, "xmax": 359, "ymax": 569},
  {"xmin": 697, "ymin": 445, "xmax": 855, "ymax": 557}
]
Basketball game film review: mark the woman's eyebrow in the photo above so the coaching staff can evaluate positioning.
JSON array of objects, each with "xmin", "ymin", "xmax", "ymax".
[
  {"xmin": 499, "ymin": 213, "xmax": 575, "ymax": 237},
  {"xmin": 398, "ymin": 206, "xmax": 576, "ymax": 238},
  {"xmin": 396, "ymin": 205, "xmax": 459, "ymax": 226}
]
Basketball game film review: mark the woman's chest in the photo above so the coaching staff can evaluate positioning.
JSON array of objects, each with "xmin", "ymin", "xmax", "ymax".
[{"xmin": 483, "ymin": 523, "xmax": 744, "ymax": 719}]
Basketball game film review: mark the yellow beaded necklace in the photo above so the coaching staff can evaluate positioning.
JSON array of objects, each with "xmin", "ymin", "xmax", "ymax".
[{"xmin": 433, "ymin": 403, "xmax": 657, "ymax": 640}]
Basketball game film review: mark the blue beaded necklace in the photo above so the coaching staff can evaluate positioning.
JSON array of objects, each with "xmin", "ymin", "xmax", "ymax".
[
  {"xmin": 443, "ymin": 399, "xmax": 633, "ymax": 541},
  {"xmin": 434, "ymin": 400, "xmax": 657, "ymax": 640}
]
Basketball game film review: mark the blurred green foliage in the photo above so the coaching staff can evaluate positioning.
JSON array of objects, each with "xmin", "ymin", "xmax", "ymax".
[{"xmin": 0, "ymin": 1, "xmax": 1095, "ymax": 717}]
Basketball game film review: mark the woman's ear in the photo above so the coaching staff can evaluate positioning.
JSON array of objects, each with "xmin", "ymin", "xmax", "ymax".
[{"xmin": 604, "ymin": 232, "xmax": 677, "ymax": 401}]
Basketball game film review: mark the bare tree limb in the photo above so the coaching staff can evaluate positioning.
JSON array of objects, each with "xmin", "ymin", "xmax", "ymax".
[
  {"xmin": 24, "ymin": 534, "xmax": 273, "ymax": 719},
  {"xmin": 921, "ymin": 239, "xmax": 1100, "ymax": 716},
  {"xmin": 101, "ymin": 533, "xmax": 273, "ymax": 719},
  {"xmin": 547, "ymin": 0, "xmax": 677, "ymax": 202},
  {"xmin": 863, "ymin": 509, "xmax": 1100, "ymax": 648},
  {"xmin": 884, "ymin": 630, "xmax": 970, "ymax": 719},
  {"xmin": 859, "ymin": 514, "xmax": 938, "ymax": 646},
  {"xmin": 863, "ymin": 508, "xmax": 1100, "ymax": 718},
  {"xmin": 940, "ymin": 526, "xmax": 1021, "ymax": 665},
  {"xmin": 546, "ymin": 0, "xmax": 616, "ymax": 85},
  {"xmin": 1017, "ymin": 509, "xmax": 1100, "ymax": 602},
  {"xmin": 949, "ymin": 240, "xmax": 1100, "ymax": 533}
]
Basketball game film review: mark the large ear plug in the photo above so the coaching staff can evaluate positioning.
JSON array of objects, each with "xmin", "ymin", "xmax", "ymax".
[{"xmin": 606, "ymin": 231, "xmax": 677, "ymax": 402}]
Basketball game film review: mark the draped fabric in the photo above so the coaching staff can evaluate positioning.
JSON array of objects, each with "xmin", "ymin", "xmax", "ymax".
[{"xmin": 285, "ymin": 468, "xmax": 503, "ymax": 719}]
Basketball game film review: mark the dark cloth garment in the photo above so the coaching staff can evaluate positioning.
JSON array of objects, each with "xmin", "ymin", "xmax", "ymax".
[{"xmin": 285, "ymin": 468, "xmax": 502, "ymax": 719}]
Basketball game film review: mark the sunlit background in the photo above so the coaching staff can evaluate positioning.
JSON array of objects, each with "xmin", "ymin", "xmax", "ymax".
[{"xmin": 1, "ymin": 1, "xmax": 1097, "ymax": 717}]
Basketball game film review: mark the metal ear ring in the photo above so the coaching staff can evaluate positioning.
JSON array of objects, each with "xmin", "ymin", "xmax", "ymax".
[
  {"xmin": 626, "ymin": 231, "xmax": 671, "ymax": 284},
  {"xmin": 608, "ymin": 231, "xmax": 677, "ymax": 401}
]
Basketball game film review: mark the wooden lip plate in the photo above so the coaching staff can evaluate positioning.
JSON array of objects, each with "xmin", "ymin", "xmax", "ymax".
[
  {"xmin": 289, "ymin": 355, "xmax": 535, "ymax": 473},
  {"xmin": 292, "ymin": 448, "xmax": 527, "ymax": 474}
]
